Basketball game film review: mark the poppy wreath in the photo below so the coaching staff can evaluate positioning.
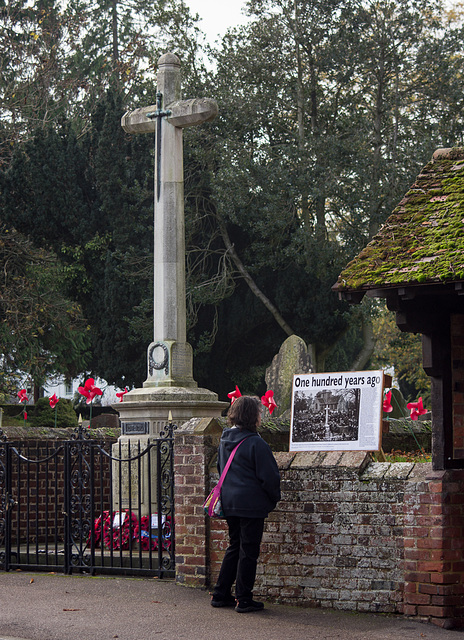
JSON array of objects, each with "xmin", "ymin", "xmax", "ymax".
[
  {"xmin": 90, "ymin": 510, "xmax": 110, "ymax": 547},
  {"xmin": 134, "ymin": 515, "xmax": 157, "ymax": 551},
  {"xmin": 102, "ymin": 510, "xmax": 138, "ymax": 550},
  {"xmin": 134, "ymin": 515, "xmax": 172, "ymax": 550}
]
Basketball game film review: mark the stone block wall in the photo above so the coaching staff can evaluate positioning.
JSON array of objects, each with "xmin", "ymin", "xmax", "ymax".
[
  {"xmin": 257, "ymin": 453, "xmax": 409, "ymax": 611},
  {"xmin": 173, "ymin": 421, "xmax": 464, "ymax": 629}
]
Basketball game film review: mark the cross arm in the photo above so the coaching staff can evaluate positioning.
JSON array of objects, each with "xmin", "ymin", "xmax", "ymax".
[
  {"xmin": 166, "ymin": 98, "xmax": 218, "ymax": 128},
  {"xmin": 121, "ymin": 106, "xmax": 157, "ymax": 134},
  {"xmin": 121, "ymin": 97, "xmax": 218, "ymax": 134}
]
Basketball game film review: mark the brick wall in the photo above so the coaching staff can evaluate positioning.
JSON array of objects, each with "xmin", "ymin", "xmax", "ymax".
[
  {"xmin": 9, "ymin": 440, "xmax": 67, "ymax": 543},
  {"xmin": 174, "ymin": 417, "xmax": 222, "ymax": 588},
  {"xmin": 4, "ymin": 437, "xmax": 116, "ymax": 546},
  {"xmin": 403, "ymin": 468, "xmax": 464, "ymax": 628},
  {"xmin": 173, "ymin": 421, "xmax": 464, "ymax": 629}
]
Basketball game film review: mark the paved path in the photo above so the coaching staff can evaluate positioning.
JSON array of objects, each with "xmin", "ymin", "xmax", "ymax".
[{"xmin": 0, "ymin": 572, "xmax": 460, "ymax": 640}]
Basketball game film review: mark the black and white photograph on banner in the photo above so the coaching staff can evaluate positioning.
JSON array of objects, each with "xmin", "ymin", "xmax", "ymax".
[{"xmin": 290, "ymin": 371, "xmax": 385, "ymax": 452}]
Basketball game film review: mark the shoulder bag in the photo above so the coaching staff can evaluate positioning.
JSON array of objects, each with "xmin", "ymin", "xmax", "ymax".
[{"xmin": 203, "ymin": 439, "xmax": 246, "ymax": 518}]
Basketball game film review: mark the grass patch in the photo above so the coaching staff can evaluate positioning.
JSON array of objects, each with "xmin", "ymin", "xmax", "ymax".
[{"xmin": 378, "ymin": 449, "xmax": 431, "ymax": 463}]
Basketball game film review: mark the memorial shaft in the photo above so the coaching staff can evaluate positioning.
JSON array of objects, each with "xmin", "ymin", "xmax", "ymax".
[
  {"xmin": 121, "ymin": 53, "xmax": 218, "ymax": 388},
  {"xmin": 153, "ymin": 56, "xmax": 184, "ymax": 344}
]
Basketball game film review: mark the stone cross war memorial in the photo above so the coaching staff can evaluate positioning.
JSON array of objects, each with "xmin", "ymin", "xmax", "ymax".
[
  {"xmin": 121, "ymin": 52, "xmax": 217, "ymax": 392},
  {"xmin": 117, "ymin": 53, "xmax": 227, "ymax": 439}
]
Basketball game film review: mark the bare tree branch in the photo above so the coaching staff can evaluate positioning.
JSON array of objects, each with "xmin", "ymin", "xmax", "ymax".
[{"xmin": 216, "ymin": 214, "xmax": 296, "ymax": 338}]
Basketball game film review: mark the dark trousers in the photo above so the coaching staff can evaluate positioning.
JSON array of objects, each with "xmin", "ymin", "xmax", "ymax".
[{"xmin": 213, "ymin": 516, "xmax": 265, "ymax": 602}]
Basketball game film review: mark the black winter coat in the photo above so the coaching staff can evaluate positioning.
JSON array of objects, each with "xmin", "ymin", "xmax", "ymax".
[{"xmin": 218, "ymin": 427, "xmax": 281, "ymax": 518}]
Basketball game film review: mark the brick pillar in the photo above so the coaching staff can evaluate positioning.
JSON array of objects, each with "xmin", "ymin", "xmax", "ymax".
[
  {"xmin": 403, "ymin": 469, "xmax": 464, "ymax": 629},
  {"xmin": 174, "ymin": 416, "xmax": 222, "ymax": 588}
]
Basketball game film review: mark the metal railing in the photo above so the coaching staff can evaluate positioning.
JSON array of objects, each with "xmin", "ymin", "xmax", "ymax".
[{"xmin": 0, "ymin": 422, "xmax": 175, "ymax": 578}]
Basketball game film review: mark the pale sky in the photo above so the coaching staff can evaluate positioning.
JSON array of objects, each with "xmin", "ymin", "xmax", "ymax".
[{"xmin": 185, "ymin": 0, "xmax": 250, "ymax": 43}]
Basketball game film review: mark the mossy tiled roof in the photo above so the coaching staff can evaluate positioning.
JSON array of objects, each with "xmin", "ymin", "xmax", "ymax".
[{"xmin": 334, "ymin": 148, "xmax": 464, "ymax": 293}]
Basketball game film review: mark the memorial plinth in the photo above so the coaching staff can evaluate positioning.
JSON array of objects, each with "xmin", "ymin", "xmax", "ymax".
[{"xmin": 117, "ymin": 386, "xmax": 226, "ymax": 437}]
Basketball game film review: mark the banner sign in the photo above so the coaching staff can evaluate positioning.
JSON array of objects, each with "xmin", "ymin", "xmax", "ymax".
[{"xmin": 290, "ymin": 370, "xmax": 384, "ymax": 452}]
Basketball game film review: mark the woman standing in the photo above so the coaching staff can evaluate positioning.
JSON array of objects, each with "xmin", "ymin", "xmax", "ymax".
[{"xmin": 211, "ymin": 395, "xmax": 281, "ymax": 613}]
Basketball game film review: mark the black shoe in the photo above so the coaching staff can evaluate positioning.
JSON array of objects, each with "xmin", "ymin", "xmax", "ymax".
[
  {"xmin": 211, "ymin": 594, "xmax": 237, "ymax": 608},
  {"xmin": 235, "ymin": 599, "xmax": 264, "ymax": 613}
]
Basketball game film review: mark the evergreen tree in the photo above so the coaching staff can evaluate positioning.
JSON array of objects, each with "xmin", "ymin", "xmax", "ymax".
[
  {"xmin": 1, "ymin": 125, "xmax": 93, "ymax": 246},
  {"xmin": 185, "ymin": 0, "xmax": 366, "ymax": 383},
  {"xmin": 0, "ymin": 92, "xmax": 154, "ymax": 387},
  {"xmin": 0, "ymin": 0, "xmax": 92, "ymax": 162},
  {"xmin": 0, "ymin": 0, "xmax": 206, "ymax": 388},
  {"xmin": 181, "ymin": 0, "xmax": 464, "ymax": 393},
  {"xmin": 85, "ymin": 88, "xmax": 153, "ymax": 385},
  {"xmin": 0, "ymin": 225, "xmax": 89, "ymax": 396},
  {"xmin": 2, "ymin": 0, "xmax": 464, "ymax": 399}
]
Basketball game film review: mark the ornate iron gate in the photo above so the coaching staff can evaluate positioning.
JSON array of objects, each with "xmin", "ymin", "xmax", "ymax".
[{"xmin": 0, "ymin": 422, "xmax": 175, "ymax": 577}]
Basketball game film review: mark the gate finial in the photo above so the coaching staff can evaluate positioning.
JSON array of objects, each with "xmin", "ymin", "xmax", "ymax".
[{"xmin": 71, "ymin": 414, "xmax": 91, "ymax": 440}]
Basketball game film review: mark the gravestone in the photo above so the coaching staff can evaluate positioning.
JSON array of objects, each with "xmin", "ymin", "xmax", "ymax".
[{"xmin": 265, "ymin": 335, "xmax": 312, "ymax": 417}]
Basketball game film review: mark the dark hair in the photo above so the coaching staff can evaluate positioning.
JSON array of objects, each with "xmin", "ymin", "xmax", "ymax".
[{"xmin": 227, "ymin": 395, "xmax": 261, "ymax": 431}]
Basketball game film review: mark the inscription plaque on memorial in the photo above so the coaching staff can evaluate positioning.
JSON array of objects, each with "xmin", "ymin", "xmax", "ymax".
[
  {"xmin": 122, "ymin": 421, "xmax": 149, "ymax": 435},
  {"xmin": 113, "ymin": 442, "xmax": 145, "ymax": 509},
  {"xmin": 172, "ymin": 342, "xmax": 193, "ymax": 377}
]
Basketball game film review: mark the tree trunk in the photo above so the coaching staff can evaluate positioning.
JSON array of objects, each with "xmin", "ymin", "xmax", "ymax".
[
  {"xmin": 369, "ymin": 29, "xmax": 386, "ymax": 240},
  {"xmin": 294, "ymin": 0, "xmax": 311, "ymax": 238},
  {"xmin": 111, "ymin": 0, "xmax": 119, "ymax": 62},
  {"xmin": 351, "ymin": 316, "xmax": 376, "ymax": 371},
  {"xmin": 33, "ymin": 383, "xmax": 45, "ymax": 404}
]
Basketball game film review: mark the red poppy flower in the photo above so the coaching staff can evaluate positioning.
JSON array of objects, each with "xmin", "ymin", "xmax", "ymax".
[
  {"xmin": 78, "ymin": 377, "xmax": 103, "ymax": 404},
  {"xmin": 18, "ymin": 389, "xmax": 29, "ymax": 403},
  {"xmin": 24, "ymin": 411, "xmax": 27, "ymax": 421},
  {"xmin": 227, "ymin": 385, "xmax": 242, "ymax": 403},
  {"xmin": 49, "ymin": 393, "xmax": 59, "ymax": 409},
  {"xmin": 383, "ymin": 390, "xmax": 393, "ymax": 413},
  {"xmin": 407, "ymin": 397, "xmax": 427, "ymax": 421},
  {"xmin": 116, "ymin": 387, "xmax": 129, "ymax": 402},
  {"xmin": 261, "ymin": 389, "xmax": 277, "ymax": 415}
]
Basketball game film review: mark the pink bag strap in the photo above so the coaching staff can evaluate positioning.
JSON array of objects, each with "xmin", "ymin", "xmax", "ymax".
[{"xmin": 216, "ymin": 438, "xmax": 246, "ymax": 491}]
